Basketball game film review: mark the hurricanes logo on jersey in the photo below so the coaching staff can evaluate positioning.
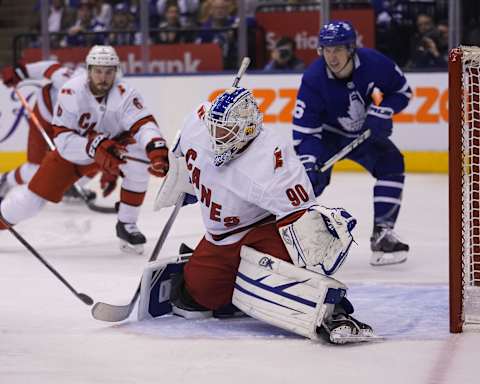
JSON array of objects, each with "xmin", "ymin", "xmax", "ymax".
[{"xmin": 274, "ymin": 147, "xmax": 283, "ymax": 170}]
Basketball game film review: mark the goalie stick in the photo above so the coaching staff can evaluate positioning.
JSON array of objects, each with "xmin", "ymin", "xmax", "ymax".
[
  {"xmin": 232, "ymin": 57, "xmax": 250, "ymax": 87},
  {"xmin": 91, "ymin": 192, "xmax": 185, "ymax": 322},
  {"xmin": 0, "ymin": 215, "xmax": 93, "ymax": 305},
  {"xmin": 14, "ymin": 86, "xmax": 117, "ymax": 214},
  {"xmin": 91, "ymin": 56, "xmax": 253, "ymax": 322}
]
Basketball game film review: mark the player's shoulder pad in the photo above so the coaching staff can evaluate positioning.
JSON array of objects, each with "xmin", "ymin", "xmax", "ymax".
[
  {"xmin": 302, "ymin": 57, "xmax": 327, "ymax": 82},
  {"xmin": 56, "ymin": 74, "xmax": 84, "ymax": 111},
  {"xmin": 300, "ymin": 58, "xmax": 329, "ymax": 95},
  {"xmin": 238, "ymin": 129, "xmax": 293, "ymax": 178},
  {"xmin": 194, "ymin": 102, "xmax": 211, "ymax": 121},
  {"xmin": 357, "ymin": 47, "xmax": 394, "ymax": 68},
  {"xmin": 174, "ymin": 103, "xmax": 210, "ymax": 155},
  {"xmin": 180, "ymin": 102, "xmax": 210, "ymax": 137},
  {"xmin": 113, "ymin": 79, "xmax": 135, "ymax": 98}
]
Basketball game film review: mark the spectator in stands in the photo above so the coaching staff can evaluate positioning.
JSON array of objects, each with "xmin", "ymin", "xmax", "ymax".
[
  {"xmin": 436, "ymin": 20, "xmax": 449, "ymax": 63},
  {"xmin": 264, "ymin": 36, "xmax": 304, "ymax": 71},
  {"xmin": 196, "ymin": 0, "xmax": 238, "ymax": 69},
  {"xmin": 65, "ymin": 0, "xmax": 105, "ymax": 46},
  {"xmin": 464, "ymin": 27, "xmax": 480, "ymax": 46},
  {"xmin": 198, "ymin": 0, "xmax": 237, "ymax": 24},
  {"xmin": 91, "ymin": 0, "xmax": 112, "ymax": 29},
  {"xmin": 155, "ymin": 3, "xmax": 191, "ymax": 44},
  {"xmin": 107, "ymin": 3, "xmax": 136, "ymax": 46},
  {"xmin": 156, "ymin": 0, "xmax": 200, "ymax": 27},
  {"xmin": 407, "ymin": 14, "xmax": 446, "ymax": 69},
  {"xmin": 31, "ymin": 0, "xmax": 76, "ymax": 48}
]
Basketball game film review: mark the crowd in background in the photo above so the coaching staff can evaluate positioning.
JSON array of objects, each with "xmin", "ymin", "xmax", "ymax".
[{"xmin": 27, "ymin": 0, "xmax": 480, "ymax": 71}]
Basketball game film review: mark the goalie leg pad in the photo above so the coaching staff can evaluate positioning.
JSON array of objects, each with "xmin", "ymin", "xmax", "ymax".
[
  {"xmin": 278, "ymin": 205, "xmax": 356, "ymax": 274},
  {"xmin": 232, "ymin": 246, "xmax": 347, "ymax": 340}
]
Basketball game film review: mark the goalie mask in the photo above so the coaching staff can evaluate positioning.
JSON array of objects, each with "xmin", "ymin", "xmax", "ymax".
[{"xmin": 205, "ymin": 87, "xmax": 263, "ymax": 166}]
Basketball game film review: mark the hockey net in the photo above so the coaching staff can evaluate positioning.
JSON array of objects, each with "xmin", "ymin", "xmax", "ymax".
[{"xmin": 449, "ymin": 46, "xmax": 480, "ymax": 332}]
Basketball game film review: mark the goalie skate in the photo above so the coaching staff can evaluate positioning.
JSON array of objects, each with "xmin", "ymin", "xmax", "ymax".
[
  {"xmin": 370, "ymin": 226, "xmax": 409, "ymax": 266},
  {"xmin": 320, "ymin": 313, "xmax": 378, "ymax": 344},
  {"xmin": 116, "ymin": 221, "xmax": 146, "ymax": 254}
]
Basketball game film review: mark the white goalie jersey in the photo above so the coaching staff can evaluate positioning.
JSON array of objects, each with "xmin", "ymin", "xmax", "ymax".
[
  {"xmin": 175, "ymin": 103, "xmax": 316, "ymax": 245},
  {"xmin": 51, "ymin": 73, "xmax": 163, "ymax": 165}
]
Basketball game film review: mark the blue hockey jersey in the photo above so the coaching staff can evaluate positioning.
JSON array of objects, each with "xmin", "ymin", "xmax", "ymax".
[{"xmin": 292, "ymin": 48, "xmax": 411, "ymax": 146}]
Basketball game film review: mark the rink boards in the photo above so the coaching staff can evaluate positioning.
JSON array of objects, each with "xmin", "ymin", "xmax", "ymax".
[{"xmin": 0, "ymin": 72, "xmax": 447, "ymax": 173}]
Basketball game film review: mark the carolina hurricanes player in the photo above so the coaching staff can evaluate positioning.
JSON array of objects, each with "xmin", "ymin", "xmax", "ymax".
[
  {"xmin": 0, "ymin": 45, "xmax": 169, "ymax": 254},
  {"xmin": 154, "ymin": 87, "xmax": 375, "ymax": 343},
  {"xmin": 0, "ymin": 61, "xmax": 98, "ymax": 202}
]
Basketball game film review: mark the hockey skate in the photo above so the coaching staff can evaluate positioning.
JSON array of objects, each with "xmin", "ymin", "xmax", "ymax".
[
  {"xmin": 319, "ymin": 313, "xmax": 378, "ymax": 344},
  {"xmin": 63, "ymin": 185, "xmax": 97, "ymax": 204},
  {"xmin": 370, "ymin": 226, "xmax": 409, "ymax": 266},
  {"xmin": 116, "ymin": 221, "xmax": 146, "ymax": 254}
]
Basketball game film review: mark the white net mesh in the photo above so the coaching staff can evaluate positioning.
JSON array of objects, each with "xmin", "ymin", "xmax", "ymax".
[{"xmin": 461, "ymin": 46, "xmax": 480, "ymax": 325}]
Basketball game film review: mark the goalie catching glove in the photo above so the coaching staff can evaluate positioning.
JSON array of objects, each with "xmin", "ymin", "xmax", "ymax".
[{"xmin": 278, "ymin": 206, "xmax": 356, "ymax": 275}]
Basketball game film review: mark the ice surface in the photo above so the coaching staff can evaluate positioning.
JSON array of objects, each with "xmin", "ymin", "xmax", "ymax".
[{"xmin": 1, "ymin": 174, "xmax": 479, "ymax": 384}]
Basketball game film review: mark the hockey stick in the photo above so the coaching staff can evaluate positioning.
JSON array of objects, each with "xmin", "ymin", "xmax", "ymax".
[
  {"xmin": 14, "ymin": 88, "xmax": 117, "ymax": 214},
  {"xmin": 0, "ymin": 215, "xmax": 94, "ymax": 305},
  {"xmin": 319, "ymin": 129, "xmax": 371, "ymax": 173},
  {"xmin": 91, "ymin": 192, "xmax": 186, "ymax": 322},
  {"xmin": 122, "ymin": 155, "xmax": 149, "ymax": 165},
  {"xmin": 233, "ymin": 57, "xmax": 251, "ymax": 87}
]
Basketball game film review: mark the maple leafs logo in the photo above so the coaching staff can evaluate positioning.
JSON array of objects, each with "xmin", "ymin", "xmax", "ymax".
[{"xmin": 337, "ymin": 91, "xmax": 366, "ymax": 132}]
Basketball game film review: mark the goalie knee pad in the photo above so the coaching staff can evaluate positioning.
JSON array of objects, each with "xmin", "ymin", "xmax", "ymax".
[{"xmin": 232, "ymin": 246, "xmax": 347, "ymax": 340}]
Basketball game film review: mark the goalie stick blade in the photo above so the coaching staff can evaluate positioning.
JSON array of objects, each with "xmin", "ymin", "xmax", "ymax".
[{"xmin": 91, "ymin": 301, "xmax": 135, "ymax": 322}]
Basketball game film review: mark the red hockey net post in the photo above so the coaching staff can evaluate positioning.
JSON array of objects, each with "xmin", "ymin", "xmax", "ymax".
[{"xmin": 449, "ymin": 46, "xmax": 480, "ymax": 333}]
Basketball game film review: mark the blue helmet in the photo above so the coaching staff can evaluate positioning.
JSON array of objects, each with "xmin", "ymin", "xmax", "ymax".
[{"xmin": 318, "ymin": 20, "xmax": 357, "ymax": 48}]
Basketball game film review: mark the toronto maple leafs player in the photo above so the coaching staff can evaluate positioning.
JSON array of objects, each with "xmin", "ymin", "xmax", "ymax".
[{"xmin": 293, "ymin": 20, "xmax": 412, "ymax": 266}]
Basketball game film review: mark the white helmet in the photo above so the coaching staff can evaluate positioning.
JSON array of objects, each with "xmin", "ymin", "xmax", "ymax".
[
  {"xmin": 85, "ymin": 45, "xmax": 120, "ymax": 68},
  {"xmin": 205, "ymin": 87, "xmax": 263, "ymax": 166}
]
